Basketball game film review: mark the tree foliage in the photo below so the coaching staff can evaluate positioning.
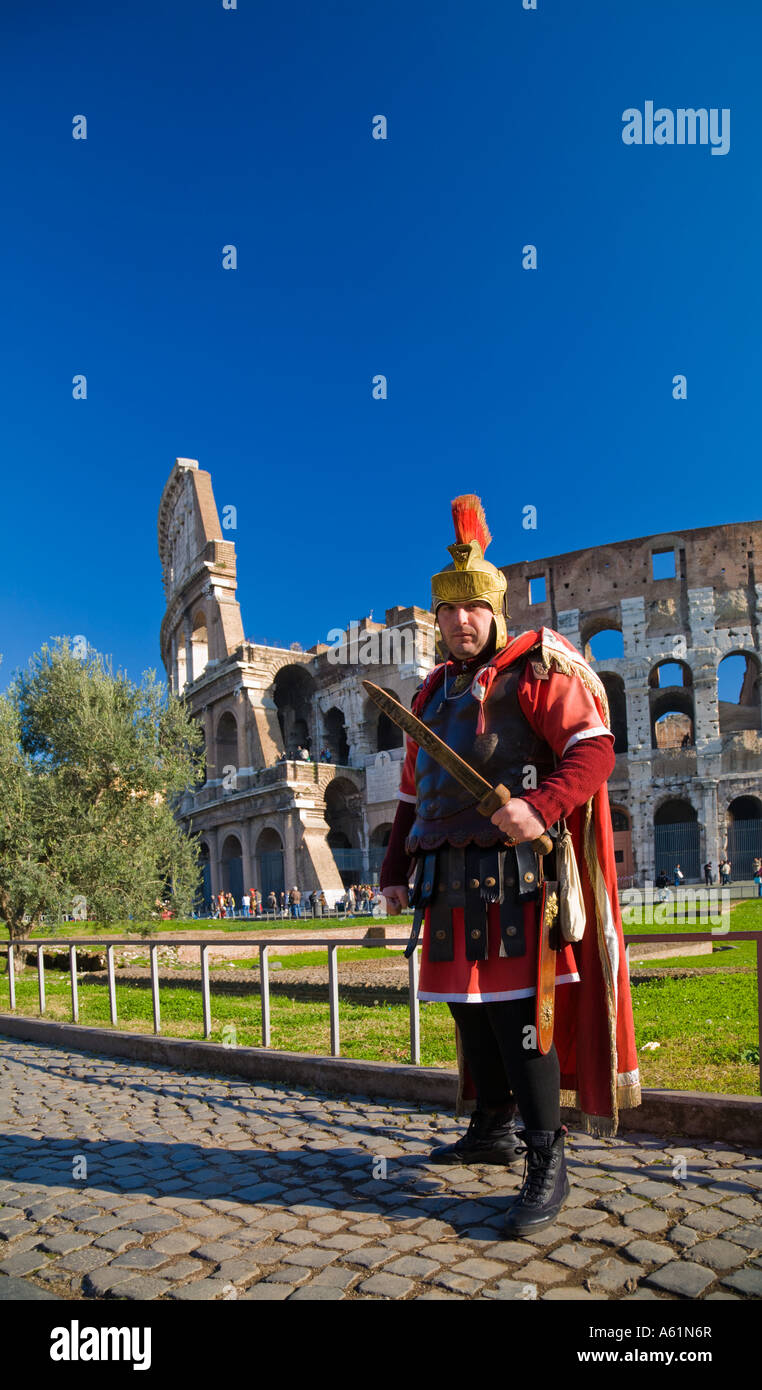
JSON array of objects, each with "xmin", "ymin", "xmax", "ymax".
[{"xmin": 0, "ymin": 639, "xmax": 204, "ymax": 951}]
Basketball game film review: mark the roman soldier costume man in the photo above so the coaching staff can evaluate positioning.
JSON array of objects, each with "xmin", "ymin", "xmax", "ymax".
[{"xmin": 380, "ymin": 496, "xmax": 640, "ymax": 1234}]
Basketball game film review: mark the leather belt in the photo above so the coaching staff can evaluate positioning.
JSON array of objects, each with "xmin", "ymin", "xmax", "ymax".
[{"xmin": 403, "ymin": 843, "xmax": 541, "ymax": 965}]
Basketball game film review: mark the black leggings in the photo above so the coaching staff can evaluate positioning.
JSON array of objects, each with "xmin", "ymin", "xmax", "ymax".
[{"xmin": 449, "ymin": 996, "xmax": 560, "ymax": 1133}]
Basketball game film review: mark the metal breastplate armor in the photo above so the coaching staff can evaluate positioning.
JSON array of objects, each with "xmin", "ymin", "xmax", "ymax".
[
  {"xmin": 406, "ymin": 662, "xmax": 554, "ymax": 853},
  {"xmin": 404, "ymin": 661, "xmax": 556, "ymax": 965}
]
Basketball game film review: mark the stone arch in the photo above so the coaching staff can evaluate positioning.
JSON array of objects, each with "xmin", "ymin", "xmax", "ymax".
[
  {"xmin": 324, "ymin": 777, "xmax": 363, "ymax": 848},
  {"xmin": 718, "ymin": 651, "xmax": 762, "ymax": 734},
  {"xmin": 649, "ymin": 659, "xmax": 693, "ymax": 689},
  {"xmin": 190, "ymin": 609, "xmax": 209, "ymax": 682},
  {"xmin": 653, "ymin": 797, "xmax": 700, "ymax": 881},
  {"xmin": 215, "ymin": 710, "xmax": 238, "ymax": 779},
  {"xmin": 272, "ymin": 663, "xmax": 315, "ymax": 757},
  {"xmin": 256, "ymin": 826, "xmax": 285, "ymax": 902},
  {"xmin": 323, "ymin": 706, "xmax": 350, "ymax": 765},
  {"xmin": 725, "ymin": 795, "xmax": 762, "ymax": 878},
  {"xmin": 324, "ymin": 776, "xmax": 364, "ymax": 885},
  {"xmin": 609, "ymin": 804, "xmax": 633, "ymax": 879},
  {"xmin": 599, "ymin": 673, "xmax": 628, "ymax": 753},
  {"xmin": 364, "ymin": 689, "xmax": 404, "ymax": 753},
  {"xmin": 196, "ymin": 840, "xmax": 212, "ymax": 914},
  {"xmin": 649, "ymin": 662, "xmax": 695, "ymax": 749},
  {"xmin": 220, "ymin": 832, "xmax": 243, "ymax": 902},
  {"xmin": 368, "ymin": 821, "xmax": 393, "ymax": 883},
  {"xmin": 583, "ymin": 627, "xmax": 624, "ymax": 663}
]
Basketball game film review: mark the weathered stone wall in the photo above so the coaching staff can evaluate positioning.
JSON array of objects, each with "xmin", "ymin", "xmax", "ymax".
[{"xmin": 502, "ymin": 521, "xmax": 762, "ymax": 882}]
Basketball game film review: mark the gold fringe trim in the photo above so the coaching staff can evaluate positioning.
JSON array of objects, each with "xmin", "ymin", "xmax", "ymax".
[
  {"xmin": 534, "ymin": 641, "xmax": 610, "ymax": 729},
  {"xmin": 583, "ymin": 796, "xmax": 623, "ymax": 1135},
  {"xmin": 578, "ymin": 1114, "xmax": 617, "ymax": 1138},
  {"xmin": 561, "ymin": 1083, "xmax": 642, "ymax": 1137}
]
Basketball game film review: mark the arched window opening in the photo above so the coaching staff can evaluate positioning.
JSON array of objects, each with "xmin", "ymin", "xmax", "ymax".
[
  {"xmin": 718, "ymin": 653, "xmax": 761, "ymax": 734},
  {"xmin": 725, "ymin": 796, "xmax": 762, "ymax": 879},
  {"xmin": 216, "ymin": 711, "xmax": 238, "ymax": 779},
  {"xmin": 325, "ymin": 778, "xmax": 363, "ymax": 885},
  {"xmin": 648, "ymin": 660, "xmax": 693, "ymax": 689},
  {"xmin": 190, "ymin": 611, "xmax": 208, "ymax": 682},
  {"xmin": 369, "ymin": 822, "xmax": 394, "ymax": 883},
  {"xmin": 323, "ymin": 707, "xmax": 350, "ymax": 765},
  {"xmin": 273, "ymin": 664, "xmax": 315, "ymax": 758},
  {"xmin": 654, "ymin": 799, "xmax": 700, "ymax": 882},
  {"xmin": 365, "ymin": 688, "xmax": 404, "ymax": 753},
  {"xmin": 586, "ymin": 629, "xmax": 624, "ymax": 663},
  {"xmin": 650, "ymin": 675, "xmax": 695, "ymax": 750},
  {"xmin": 610, "ymin": 805, "xmax": 633, "ymax": 879},
  {"xmin": 196, "ymin": 841, "xmax": 211, "ymax": 915},
  {"xmin": 257, "ymin": 827, "xmax": 285, "ymax": 901},
  {"xmin": 599, "ymin": 673, "xmax": 628, "ymax": 753},
  {"xmin": 220, "ymin": 834, "xmax": 243, "ymax": 903},
  {"xmin": 654, "ymin": 710, "xmax": 694, "ymax": 750}
]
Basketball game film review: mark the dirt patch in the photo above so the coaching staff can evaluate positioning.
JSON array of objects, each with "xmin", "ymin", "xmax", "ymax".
[{"xmin": 74, "ymin": 957, "xmax": 752, "ymax": 1001}]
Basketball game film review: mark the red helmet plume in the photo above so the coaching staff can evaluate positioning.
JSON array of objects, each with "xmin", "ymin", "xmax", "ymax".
[{"xmin": 451, "ymin": 494, "xmax": 492, "ymax": 555}]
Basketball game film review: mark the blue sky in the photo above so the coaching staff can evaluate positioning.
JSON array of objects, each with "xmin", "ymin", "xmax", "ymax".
[{"xmin": 1, "ymin": 0, "xmax": 759, "ymax": 693}]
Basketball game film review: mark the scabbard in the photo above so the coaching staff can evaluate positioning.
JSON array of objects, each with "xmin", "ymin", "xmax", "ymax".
[
  {"xmin": 535, "ymin": 880, "xmax": 560, "ymax": 1055},
  {"xmin": 404, "ymin": 854, "xmax": 437, "ymax": 959}
]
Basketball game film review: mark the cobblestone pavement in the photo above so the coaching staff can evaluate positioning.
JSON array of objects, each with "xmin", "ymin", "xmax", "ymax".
[{"xmin": 1, "ymin": 1036, "xmax": 761, "ymax": 1302}]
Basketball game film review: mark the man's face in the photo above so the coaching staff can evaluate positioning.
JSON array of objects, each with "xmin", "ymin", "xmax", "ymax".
[{"xmin": 436, "ymin": 601, "xmax": 494, "ymax": 660}]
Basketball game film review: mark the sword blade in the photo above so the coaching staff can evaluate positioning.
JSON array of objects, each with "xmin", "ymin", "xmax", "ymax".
[{"xmin": 362, "ymin": 680, "xmax": 492, "ymax": 801}]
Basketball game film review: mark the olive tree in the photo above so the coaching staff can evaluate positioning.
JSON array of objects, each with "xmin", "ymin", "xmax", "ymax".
[{"xmin": 0, "ymin": 640, "xmax": 204, "ymax": 965}]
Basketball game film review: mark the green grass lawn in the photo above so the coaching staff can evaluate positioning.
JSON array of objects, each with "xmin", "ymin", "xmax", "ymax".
[{"xmin": 625, "ymin": 899, "xmax": 762, "ymax": 968}]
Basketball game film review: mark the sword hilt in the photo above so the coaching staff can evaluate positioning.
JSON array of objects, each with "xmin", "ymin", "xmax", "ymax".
[{"xmin": 477, "ymin": 783, "xmax": 554, "ymax": 856}]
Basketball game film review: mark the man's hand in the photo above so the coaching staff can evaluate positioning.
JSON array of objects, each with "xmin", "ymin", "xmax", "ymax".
[
  {"xmin": 490, "ymin": 797, "xmax": 547, "ymax": 845},
  {"xmin": 382, "ymin": 885, "xmax": 409, "ymax": 913}
]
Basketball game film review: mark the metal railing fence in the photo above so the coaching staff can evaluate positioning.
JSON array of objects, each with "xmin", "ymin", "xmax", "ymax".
[
  {"xmin": 2, "ymin": 930, "xmax": 760, "ymax": 1091},
  {"xmin": 2, "ymin": 937, "xmax": 422, "ymax": 1064}
]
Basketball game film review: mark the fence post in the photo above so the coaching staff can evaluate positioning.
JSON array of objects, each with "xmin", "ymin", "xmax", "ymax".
[
  {"xmin": 408, "ymin": 947, "xmax": 420, "ymax": 1065},
  {"xmin": 150, "ymin": 944, "xmax": 161, "ymax": 1034},
  {"xmin": 69, "ymin": 945, "xmax": 78, "ymax": 1022},
  {"xmin": 259, "ymin": 944, "xmax": 271, "ymax": 1047},
  {"xmin": 201, "ymin": 944, "xmax": 211, "ymax": 1039},
  {"xmin": 328, "ymin": 943, "xmax": 340, "ymax": 1057},
  {"xmin": 8, "ymin": 945, "xmax": 15, "ymax": 1010},
  {"xmin": 37, "ymin": 946, "xmax": 45, "ymax": 1014},
  {"xmin": 106, "ymin": 945, "xmax": 117, "ymax": 1025}
]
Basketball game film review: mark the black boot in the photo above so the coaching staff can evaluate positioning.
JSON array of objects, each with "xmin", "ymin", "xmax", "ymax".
[
  {"xmin": 429, "ymin": 1106, "xmax": 522, "ymax": 1166},
  {"xmin": 503, "ymin": 1126, "xmax": 570, "ymax": 1234}
]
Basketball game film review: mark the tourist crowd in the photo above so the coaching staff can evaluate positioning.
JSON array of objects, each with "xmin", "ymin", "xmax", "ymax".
[
  {"xmin": 208, "ymin": 883, "xmax": 383, "ymax": 920},
  {"xmin": 276, "ymin": 746, "xmax": 335, "ymax": 764}
]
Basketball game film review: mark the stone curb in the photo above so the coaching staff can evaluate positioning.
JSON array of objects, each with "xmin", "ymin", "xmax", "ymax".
[{"xmin": 1, "ymin": 1015, "xmax": 760, "ymax": 1144}]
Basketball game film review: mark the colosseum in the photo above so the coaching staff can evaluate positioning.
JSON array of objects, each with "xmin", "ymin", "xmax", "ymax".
[{"xmin": 158, "ymin": 458, "xmax": 762, "ymax": 905}]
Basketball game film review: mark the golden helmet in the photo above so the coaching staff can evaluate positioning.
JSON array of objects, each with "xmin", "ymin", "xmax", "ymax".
[{"xmin": 431, "ymin": 495, "xmax": 508, "ymax": 651}]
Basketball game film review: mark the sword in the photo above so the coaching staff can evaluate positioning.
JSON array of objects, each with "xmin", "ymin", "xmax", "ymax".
[{"xmin": 362, "ymin": 680, "xmax": 553, "ymax": 855}]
